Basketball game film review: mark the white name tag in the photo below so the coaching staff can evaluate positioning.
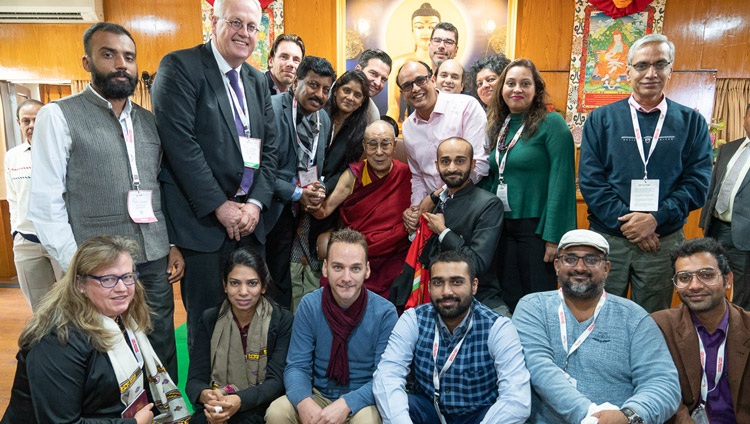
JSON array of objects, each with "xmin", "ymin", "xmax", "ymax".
[
  {"xmin": 298, "ymin": 166, "xmax": 318, "ymax": 188},
  {"xmin": 496, "ymin": 183, "xmax": 511, "ymax": 212},
  {"xmin": 629, "ymin": 179, "xmax": 659, "ymax": 212},
  {"xmin": 690, "ymin": 404, "xmax": 709, "ymax": 424},
  {"xmin": 240, "ymin": 136, "xmax": 261, "ymax": 169},
  {"xmin": 127, "ymin": 190, "xmax": 158, "ymax": 223}
]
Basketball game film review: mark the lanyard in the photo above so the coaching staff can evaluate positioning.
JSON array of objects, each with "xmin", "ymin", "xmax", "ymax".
[
  {"xmin": 432, "ymin": 311, "xmax": 473, "ymax": 424},
  {"xmin": 629, "ymin": 104, "xmax": 666, "ymax": 180},
  {"xmin": 124, "ymin": 327, "xmax": 144, "ymax": 368},
  {"xmin": 557, "ymin": 288, "xmax": 606, "ymax": 368},
  {"xmin": 292, "ymin": 98, "xmax": 321, "ymax": 169},
  {"xmin": 226, "ymin": 74, "xmax": 251, "ymax": 137},
  {"xmin": 494, "ymin": 115, "xmax": 525, "ymax": 181},
  {"xmin": 121, "ymin": 112, "xmax": 141, "ymax": 190},
  {"xmin": 697, "ymin": 329, "xmax": 727, "ymax": 402}
]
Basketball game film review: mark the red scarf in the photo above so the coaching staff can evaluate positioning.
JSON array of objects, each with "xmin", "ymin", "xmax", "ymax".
[{"xmin": 321, "ymin": 285, "xmax": 368, "ymax": 386}]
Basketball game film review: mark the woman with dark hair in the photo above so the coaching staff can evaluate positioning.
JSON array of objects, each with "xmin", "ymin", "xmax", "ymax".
[
  {"xmin": 186, "ymin": 247, "xmax": 293, "ymax": 424},
  {"xmin": 468, "ymin": 53, "xmax": 511, "ymax": 107},
  {"xmin": 323, "ymin": 69, "xmax": 371, "ymax": 186},
  {"xmin": 480, "ymin": 58, "xmax": 576, "ymax": 311},
  {"xmin": 3, "ymin": 235, "xmax": 189, "ymax": 424}
]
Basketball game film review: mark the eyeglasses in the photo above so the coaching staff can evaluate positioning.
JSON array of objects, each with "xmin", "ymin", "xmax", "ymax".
[
  {"xmin": 222, "ymin": 18, "xmax": 260, "ymax": 34},
  {"xmin": 365, "ymin": 140, "xmax": 393, "ymax": 151},
  {"xmin": 430, "ymin": 37, "xmax": 456, "ymax": 47},
  {"xmin": 84, "ymin": 272, "xmax": 140, "ymax": 288},
  {"xmin": 558, "ymin": 254, "xmax": 605, "ymax": 268},
  {"xmin": 630, "ymin": 60, "xmax": 671, "ymax": 72},
  {"xmin": 399, "ymin": 74, "xmax": 432, "ymax": 92},
  {"xmin": 672, "ymin": 268, "xmax": 722, "ymax": 288}
]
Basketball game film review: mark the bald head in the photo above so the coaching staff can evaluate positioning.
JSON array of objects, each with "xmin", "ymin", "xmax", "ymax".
[
  {"xmin": 436, "ymin": 137, "xmax": 475, "ymax": 192},
  {"xmin": 434, "ymin": 59, "xmax": 464, "ymax": 93},
  {"xmin": 363, "ymin": 120, "xmax": 396, "ymax": 177},
  {"xmin": 437, "ymin": 137, "xmax": 473, "ymax": 159}
]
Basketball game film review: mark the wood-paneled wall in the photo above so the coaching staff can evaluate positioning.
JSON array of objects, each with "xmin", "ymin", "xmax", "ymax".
[{"xmin": 0, "ymin": 0, "xmax": 203, "ymax": 82}]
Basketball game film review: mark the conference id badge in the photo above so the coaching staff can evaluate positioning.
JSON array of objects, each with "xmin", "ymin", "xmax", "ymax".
[
  {"xmin": 240, "ymin": 136, "xmax": 261, "ymax": 169},
  {"xmin": 127, "ymin": 190, "xmax": 158, "ymax": 223},
  {"xmin": 562, "ymin": 369, "xmax": 577, "ymax": 388},
  {"xmin": 629, "ymin": 179, "xmax": 659, "ymax": 212},
  {"xmin": 496, "ymin": 183, "xmax": 511, "ymax": 212},
  {"xmin": 690, "ymin": 404, "xmax": 709, "ymax": 424},
  {"xmin": 298, "ymin": 166, "xmax": 318, "ymax": 188}
]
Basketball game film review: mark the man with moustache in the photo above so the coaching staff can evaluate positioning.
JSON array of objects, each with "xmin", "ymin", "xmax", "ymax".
[
  {"xmin": 652, "ymin": 238, "xmax": 750, "ymax": 423},
  {"xmin": 264, "ymin": 56, "xmax": 332, "ymax": 309},
  {"xmin": 512, "ymin": 229, "xmax": 681, "ymax": 424},
  {"xmin": 374, "ymin": 250, "xmax": 530, "ymax": 424},
  {"xmin": 434, "ymin": 58, "xmax": 464, "ymax": 94},
  {"xmin": 419, "ymin": 137, "xmax": 505, "ymax": 313},
  {"xmin": 312, "ymin": 120, "xmax": 412, "ymax": 298},
  {"xmin": 428, "ymin": 22, "xmax": 459, "ymax": 68},
  {"xmin": 397, "ymin": 61, "xmax": 488, "ymax": 234},
  {"xmin": 354, "ymin": 49, "xmax": 392, "ymax": 123},
  {"xmin": 152, "ymin": 0, "xmax": 278, "ymax": 347},
  {"xmin": 265, "ymin": 33, "xmax": 305, "ymax": 95},
  {"xmin": 265, "ymin": 229, "xmax": 398, "ymax": 423},
  {"xmin": 5, "ymin": 99, "xmax": 63, "ymax": 311},
  {"xmin": 579, "ymin": 34, "xmax": 712, "ymax": 313},
  {"xmin": 28, "ymin": 22, "xmax": 182, "ymax": 378}
]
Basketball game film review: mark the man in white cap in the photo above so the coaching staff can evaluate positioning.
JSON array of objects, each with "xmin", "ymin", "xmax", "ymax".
[{"xmin": 512, "ymin": 229, "xmax": 681, "ymax": 424}]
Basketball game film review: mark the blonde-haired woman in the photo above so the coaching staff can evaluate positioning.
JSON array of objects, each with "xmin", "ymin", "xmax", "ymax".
[{"xmin": 3, "ymin": 235, "xmax": 189, "ymax": 423}]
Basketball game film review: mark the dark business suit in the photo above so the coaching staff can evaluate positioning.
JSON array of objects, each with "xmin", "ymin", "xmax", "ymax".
[
  {"xmin": 652, "ymin": 303, "xmax": 750, "ymax": 423},
  {"xmin": 152, "ymin": 41, "xmax": 278, "ymax": 344},
  {"xmin": 264, "ymin": 91, "xmax": 329, "ymax": 307},
  {"xmin": 701, "ymin": 137, "xmax": 750, "ymax": 309}
]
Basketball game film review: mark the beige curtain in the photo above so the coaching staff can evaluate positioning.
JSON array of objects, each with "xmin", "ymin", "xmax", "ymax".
[
  {"xmin": 712, "ymin": 79, "xmax": 750, "ymax": 143},
  {"xmin": 70, "ymin": 79, "xmax": 152, "ymax": 112}
]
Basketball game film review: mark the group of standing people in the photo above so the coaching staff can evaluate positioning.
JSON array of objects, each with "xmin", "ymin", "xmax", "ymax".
[{"xmin": 4, "ymin": 0, "xmax": 750, "ymax": 422}]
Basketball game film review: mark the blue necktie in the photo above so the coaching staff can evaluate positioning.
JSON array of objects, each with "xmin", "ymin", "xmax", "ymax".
[{"xmin": 226, "ymin": 69, "xmax": 254, "ymax": 194}]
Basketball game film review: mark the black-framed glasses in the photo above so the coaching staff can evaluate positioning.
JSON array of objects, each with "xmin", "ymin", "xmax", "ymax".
[
  {"xmin": 84, "ymin": 272, "xmax": 140, "ymax": 288},
  {"xmin": 630, "ymin": 60, "xmax": 671, "ymax": 72},
  {"xmin": 558, "ymin": 254, "xmax": 605, "ymax": 268},
  {"xmin": 672, "ymin": 268, "xmax": 722, "ymax": 288},
  {"xmin": 430, "ymin": 37, "xmax": 456, "ymax": 47},
  {"xmin": 222, "ymin": 18, "xmax": 260, "ymax": 34},
  {"xmin": 399, "ymin": 74, "xmax": 432, "ymax": 92}
]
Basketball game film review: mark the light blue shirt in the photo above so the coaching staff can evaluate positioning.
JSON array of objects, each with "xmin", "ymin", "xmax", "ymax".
[{"xmin": 373, "ymin": 304, "xmax": 531, "ymax": 423}]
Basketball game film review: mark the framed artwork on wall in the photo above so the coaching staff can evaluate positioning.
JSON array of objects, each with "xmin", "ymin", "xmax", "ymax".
[
  {"xmin": 565, "ymin": 0, "xmax": 666, "ymax": 144},
  {"xmin": 340, "ymin": 0, "xmax": 517, "ymax": 121}
]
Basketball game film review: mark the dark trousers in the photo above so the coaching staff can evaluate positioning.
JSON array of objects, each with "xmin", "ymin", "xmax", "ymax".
[
  {"xmin": 265, "ymin": 207, "xmax": 295, "ymax": 309},
  {"xmin": 497, "ymin": 218, "xmax": 557, "ymax": 312},
  {"xmin": 408, "ymin": 393, "xmax": 490, "ymax": 424},
  {"xmin": 136, "ymin": 256, "xmax": 177, "ymax": 381},
  {"xmin": 180, "ymin": 235, "xmax": 263, "ymax": 350},
  {"xmin": 708, "ymin": 220, "xmax": 750, "ymax": 310}
]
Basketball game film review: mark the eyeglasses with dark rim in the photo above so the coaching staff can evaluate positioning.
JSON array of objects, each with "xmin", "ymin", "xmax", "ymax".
[
  {"xmin": 557, "ymin": 254, "xmax": 605, "ymax": 268},
  {"xmin": 222, "ymin": 18, "xmax": 260, "ymax": 35},
  {"xmin": 430, "ymin": 37, "xmax": 456, "ymax": 47},
  {"xmin": 83, "ymin": 272, "xmax": 140, "ymax": 289},
  {"xmin": 399, "ymin": 74, "xmax": 432, "ymax": 93},
  {"xmin": 629, "ymin": 60, "xmax": 671, "ymax": 72},
  {"xmin": 672, "ymin": 268, "xmax": 722, "ymax": 288}
]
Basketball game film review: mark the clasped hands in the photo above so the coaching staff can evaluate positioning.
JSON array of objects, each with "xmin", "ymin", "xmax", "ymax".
[
  {"xmin": 618, "ymin": 212, "xmax": 660, "ymax": 252},
  {"xmin": 199, "ymin": 389, "xmax": 241, "ymax": 424}
]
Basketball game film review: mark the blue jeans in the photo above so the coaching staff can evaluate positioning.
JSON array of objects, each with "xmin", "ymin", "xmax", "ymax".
[{"xmin": 408, "ymin": 393, "xmax": 490, "ymax": 424}]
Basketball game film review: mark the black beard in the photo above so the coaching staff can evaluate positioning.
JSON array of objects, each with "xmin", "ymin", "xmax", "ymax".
[
  {"xmin": 432, "ymin": 294, "xmax": 472, "ymax": 320},
  {"xmin": 92, "ymin": 68, "xmax": 137, "ymax": 100},
  {"xmin": 441, "ymin": 169, "xmax": 471, "ymax": 189}
]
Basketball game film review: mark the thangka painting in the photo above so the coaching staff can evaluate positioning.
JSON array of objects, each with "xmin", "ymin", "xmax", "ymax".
[
  {"xmin": 565, "ymin": 0, "xmax": 665, "ymax": 145},
  {"xmin": 201, "ymin": 0, "xmax": 284, "ymax": 71}
]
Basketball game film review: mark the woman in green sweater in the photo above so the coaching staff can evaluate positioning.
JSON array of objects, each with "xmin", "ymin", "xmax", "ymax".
[{"xmin": 480, "ymin": 58, "xmax": 577, "ymax": 311}]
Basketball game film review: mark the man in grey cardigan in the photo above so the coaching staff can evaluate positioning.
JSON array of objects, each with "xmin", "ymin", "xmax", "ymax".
[{"xmin": 28, "ymin": 22, "xmax": 183, "ymax": 380}]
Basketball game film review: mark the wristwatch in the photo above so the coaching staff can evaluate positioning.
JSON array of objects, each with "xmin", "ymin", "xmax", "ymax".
[{"xmin": 621, "ymin": 407, "xmax": 644, "ymax": 424}]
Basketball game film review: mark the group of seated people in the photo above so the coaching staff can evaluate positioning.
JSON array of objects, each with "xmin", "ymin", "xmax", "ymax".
[
  {"xmin": 5, "ymin": 0, "xmax": 750, "ymax": 421},
  {"xmin": 4, "ymin": 229, "xmax": 749, "ymax": 424}
]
